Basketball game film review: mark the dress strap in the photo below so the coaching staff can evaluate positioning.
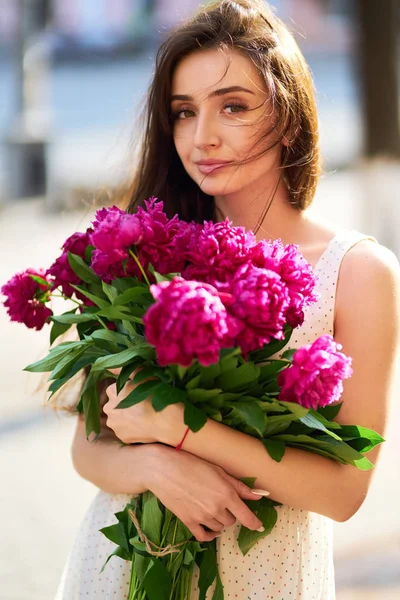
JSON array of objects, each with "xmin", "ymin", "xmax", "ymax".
[{"xmin": 307, "ymin": 230, "xmax": 377, "ymax": 336}]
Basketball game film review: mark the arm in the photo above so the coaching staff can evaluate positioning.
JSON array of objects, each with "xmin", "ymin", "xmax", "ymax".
[
  {"xmin": 72, "ymin": 384, "xmax": 265, "ymax": 541},
  {"xmin": 156, "ymin": 241, "xmax": 400, "ymax": 522}
]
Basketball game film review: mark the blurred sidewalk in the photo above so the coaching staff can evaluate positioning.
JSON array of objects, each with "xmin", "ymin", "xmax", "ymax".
[{"xmin": 1, "ymin": 162, "xmax": 400, "ymax": 599}]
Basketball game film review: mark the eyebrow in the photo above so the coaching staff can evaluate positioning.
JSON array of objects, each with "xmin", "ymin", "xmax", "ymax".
[{"xmin": 170, "ymin": 86, "xmax": 256, "ymax": 103}]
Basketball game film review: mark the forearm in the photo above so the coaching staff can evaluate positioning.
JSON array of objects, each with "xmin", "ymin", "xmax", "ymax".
[
  {"xmin": 71, "ymin": 418, "xmax": 156, "ymax": 495},
  {"xmin": 180, "ymin": 417, "xmax": 361, "ymax": 522}
]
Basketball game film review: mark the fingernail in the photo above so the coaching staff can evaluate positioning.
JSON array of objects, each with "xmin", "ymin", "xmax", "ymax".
[
  {"xmin": 256, "ymin": 526, "xmax": 265, "ymax": 532},
  {"xmin": 251, "ymin": 489, "xmax": 270, "ymax": 497}
]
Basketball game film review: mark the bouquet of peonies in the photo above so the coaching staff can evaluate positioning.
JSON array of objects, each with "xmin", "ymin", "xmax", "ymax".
[{"xmin": 2, "ymin": 199, "xmax": 383, "ymax": 600}]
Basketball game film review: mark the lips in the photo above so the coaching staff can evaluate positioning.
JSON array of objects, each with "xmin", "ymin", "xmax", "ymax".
[{"xmin": 195, "ymin": 160, "xmax": 232, "ymax": 175}]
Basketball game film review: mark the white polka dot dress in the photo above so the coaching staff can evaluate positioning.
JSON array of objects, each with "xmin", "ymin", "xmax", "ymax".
[{"xmin": 55, "ymin": 230, "xmax": 376, "ymax": 600}]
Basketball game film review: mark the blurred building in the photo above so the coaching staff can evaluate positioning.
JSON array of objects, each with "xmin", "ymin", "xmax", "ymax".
[{"xmin": 0, "ymin": 0, "xmax": 354, "ymax": 57}]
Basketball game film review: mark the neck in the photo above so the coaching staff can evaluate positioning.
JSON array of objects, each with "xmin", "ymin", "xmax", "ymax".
[{"xmin": 214, "ymin": 174, "xmax": 307, "ymax": 244}]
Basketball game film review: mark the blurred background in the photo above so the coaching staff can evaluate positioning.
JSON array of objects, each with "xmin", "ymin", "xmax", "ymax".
[{"xmin": 0, "ymin": 1, "xmax": 399, "ymax": 598}]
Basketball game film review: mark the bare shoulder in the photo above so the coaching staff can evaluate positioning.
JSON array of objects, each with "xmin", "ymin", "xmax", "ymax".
[
  {"xmin": 336, "ymin": 238, "xmax": 400, "ymax": 329},
  {"xmin": 339, "ymin": 239, "xmax": 400, "ymax": 292}
]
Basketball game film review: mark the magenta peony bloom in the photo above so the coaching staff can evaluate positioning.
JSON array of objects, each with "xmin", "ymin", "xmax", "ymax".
[
  {"xmin": 135, "ymin": 198, "xmax": 192, "ymax": 275},
  {"xmin": 251, "ymin": 239, "xmax": 318, "ymax": 328},
  {"xmin": 47, "ymin": 228, "xmax": 93, "ymax": 298},
  {"xmin": 143, "ymin": 277, "xmax": 237, "ymax": 367},
  {"xmin": 182, "ymin": 218, "xmax": 256, "ymax": 290},
  {"xmin": 228, "ymin": 263, "xmax": 290, "ymax": 355},
  {"xmin": 1, "ymin": 268, "xmax": 53, "ymax": 330},
  {"xmin": 90, "ymin": 249, "xmax": 142, "ymax": 283},
  {"xmin": 90, "ymin": 206, "xmax": 142, "ymax": 256},
  {"xmin": 278, "ymin": 335, "xmax": 353, "ymax": 409}
]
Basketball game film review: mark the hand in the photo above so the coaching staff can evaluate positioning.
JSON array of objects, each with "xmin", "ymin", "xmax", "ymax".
[
  {"xmin": 103, "ymin": 369, "xmax": 186, "ymax": 445},
  {"xmin": 145, "ymin": 444, "xmax": 266, "ymax": 543}
]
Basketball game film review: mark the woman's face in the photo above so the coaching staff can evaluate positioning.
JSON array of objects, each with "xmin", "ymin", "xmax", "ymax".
[{"xmin": 171, "ymin": 48, "xmax": 284, "ymax": 199}]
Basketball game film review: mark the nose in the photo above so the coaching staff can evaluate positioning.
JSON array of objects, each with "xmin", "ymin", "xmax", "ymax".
[{"xmin": 193, "ymin": 113, "xmax": 221, "ymax": 150}]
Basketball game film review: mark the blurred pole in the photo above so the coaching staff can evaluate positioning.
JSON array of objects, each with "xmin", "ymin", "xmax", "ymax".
[
  {"xmin": 4, "ymin": 0, "xmax": 52, "ymax": 201},
  {"xmin": 357, "ymin": 0, "xmax": 400, "ymax": 158}
]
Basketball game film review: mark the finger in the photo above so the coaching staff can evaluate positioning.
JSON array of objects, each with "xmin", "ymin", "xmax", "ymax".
[
  {"xmin": 201, "ymin": 518, "xmax": 224, "ymax": 533},
  {"xmin": 221, "ymin": 472, "xmax": 269, "ymax": 502},
  {"xmin": 108, "ymin": 368, "xmax": 122, "ymax": 376},
  {"xmin": 190, "ymin": 524, "xmax": 221, "ymax": 543},
  {"xmin": 216, "ymin": 509, "xmax": 236, "ymax": 529},
  {"xmin": 228, "ymin": 497, "xmax": 264, "ymax": 531},
  {"xmin": 105, "ymin": 382, "xmax": 117, "ymax": 397}
]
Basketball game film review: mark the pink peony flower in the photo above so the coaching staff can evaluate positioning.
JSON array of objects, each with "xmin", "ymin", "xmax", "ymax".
[
  {"xmin": 90, "ymin": 249, "xmax": 142, "ymax": 283},
  {"xmin": 135, "ymin": 198, "xmax": 190, "ymax": 275},
  {"xmin": 278, "ymin": 335, "xmax": 353, "ymax": 409},
  {"xmin": 228, "ymin": 263, "xmax": 290, "ymax": 355},
  {"xmin": 182, "ymin": 218, "xmax": 256, "ymax": 290},
  {"xmin": 90, "ymin": 206, "xmax": 142, "ymax": 256},
  {"xmin": 251, "ymin": 239, "xmax": 318, "ymax": 328},
  {"xmin": 143, "ymin": 277, "xmax": 237, "ymax": 367},
  {"xmin": 1, "ymin": 268, "xmax": 53, "ymax": 330},
  {"xmin": 47, "ymin": 229, "xmax": 93, "ymax": 298}
]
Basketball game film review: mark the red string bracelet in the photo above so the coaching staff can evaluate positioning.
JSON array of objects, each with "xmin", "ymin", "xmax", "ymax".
[{"xmin": 175, "ymin": 426, "xmax": 190, "ymax": 451}]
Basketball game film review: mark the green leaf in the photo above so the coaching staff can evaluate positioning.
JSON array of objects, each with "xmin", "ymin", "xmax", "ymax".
[
  {"xmin": 151, "ymin": 383, "xmax": 187, "ymax": 412},
  {"xmin": 263, "ymin": 414, "xmax": 299, "ymax": 436},
  {"xmin": 116, "ymin": 361, "xmax": 141, "ymax": 394},
  {"xmin": 273, "ymin": 434, "xmax": 375, "ymax": 470},
  {"xmin": 113, "ymin": 286, "xmax": 153, "ymax": 306},
  {"xmin": 249, "ymin": 326, "xmax": 293, "ymax": 362},
  {"xmin": 47, "ymin": 347, "xmax": 107, "ymax": 397},
  {"xmin": 101, "ymin": 281, "xmax": 120, "ymax": 303},
  {"xmin": 212, "ymin": 572, "xmax": 224, "ymax": 600},
  {"xmin": 278, "ymin": 401, "xmax": 310, "ymax": 418},
  {"xmin": 50, "ymin": 312, "xmax": 98, "ymax": 325},
  {"xmin": 238, "ymin": 498, "xmax": 278, "ymax": 555},
  {"xmin": 97, "ymin": 305, "xmax": 144, "ymax": 323},
  {"xmin": 317, "ymin": 402, "xmax": 343, "ymax": 421},
  {"xmin": 187, "ymin": 388, "xmax": 223, "ymax": 403},
  {"xmin": 99, "ymin": 522, "xmax": 130, "ymax": 553},
  {"xmin": 91, "ymin": 328, "xmax": 130, "ymax": 347},
  {"xmin": 133, "ymin": 367, "xmax": 169, "ymax": 384},
  {"xmin": 184, "ymin": 401, "xmax": 208, "ymax": 432},
  {"xmin": 68, "ymin": 252, "xmax": 100, "ymax": 284},
  {"xmin": 262, "ymin": 439, "xmax": 286, "ymax": 462},
  {"xmin": 240, "ymin": 477, "xmax": 257, "ymax": 488},
  {"xmin": 71, "ymin": 284, "xmax": 110, "ymax": 309},
  {"xmin": 48, "ymin": 342, "xmax": 92, "ymax": 380},
  {"xmin": 135, "ymin": 553, "xmax": 151, "ymax": 583},
  {"xmin": 197, "ymin": 541, "xmax": 218, "ymax": 600},
  {"xmin": 99, "ymin": 545, "xmax": 131, "ymax": 574},
  {"xmin": 280, "ymin": 348, "xmax": 296, "ymax": 361},
  {"xmin": 299, "ymin": 413, "xmax": 342, "ymax": 440},
  {"xmin": 24, "ymin": 341, "xmax": 80, "ymax": 372},
  {"xmin": 232, "ymin": 402, "xmax": 266, "ymax": 437},
  {"xmin": 29, "ymin": 273, "xmax": 50, "ymax": 288},
  {"xmin": 216, "ymin": 362, "xmax": 260, "ymax": 391},
  {"xmin": 141, "ymin": 491, "xmax": 164, "ymax": 547},
  {"xmin": 258, "ymin": 360, "xmax": 288, "ymax": 381},
  {"xmin": 116, "ymin": 380, "xmax": 158, "ymax": 409},
  {"xmin": 49, "ymin": 313, "xmax": 76, "ymax": 345},
  {"xmin": 80, "ymin": 371, "xmax": 103, "ymax": 440},
  {"xmin": 186, "ymin": 374, "xmax": 202, "ymax": 390},
  {"xmin": 142, "ymin": 559, "xmax": 173, "ymax": 600},
  {"xmin": 91, "ymin": 347, "xmax": 144, "ymax": 372}
]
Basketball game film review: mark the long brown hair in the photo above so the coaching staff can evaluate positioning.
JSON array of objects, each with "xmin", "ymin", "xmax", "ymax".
[{"xmin": 125, "ymin": 0, "xmax": 320, "ymax": 221}]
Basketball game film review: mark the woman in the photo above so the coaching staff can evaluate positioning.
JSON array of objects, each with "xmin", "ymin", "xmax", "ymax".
[{"xmin": 56, "ymin": 1, "xmax": 400, "ymax": 598}]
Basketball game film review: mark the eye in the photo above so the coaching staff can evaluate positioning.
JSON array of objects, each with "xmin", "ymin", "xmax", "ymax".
[
  {"xmin": 172, "ymin": 108, "xmax": 195, "ymax": 120},
  {"xmin": 224, "ymin": 103, "xmax": 248, "ymax": 114}
]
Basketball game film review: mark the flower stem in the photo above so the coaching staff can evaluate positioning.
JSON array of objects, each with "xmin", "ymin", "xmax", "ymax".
[
  {"xmin": 129, "ymin": 249, "xmax": 151, "ymax": 287},
  {"xmin": 51, "ymin": 293, "xmax": 82, "ymax": 306}
]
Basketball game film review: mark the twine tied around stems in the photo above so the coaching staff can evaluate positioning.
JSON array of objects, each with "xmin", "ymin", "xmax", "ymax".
[{"xmin": 128, "ymin": 509, "xmax": 190, "ymax": 557}]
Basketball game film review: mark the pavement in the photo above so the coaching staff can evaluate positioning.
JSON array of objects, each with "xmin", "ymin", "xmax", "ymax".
[{"xmin": 1, "ymin": 160, "xmax": 400, "ymax": 599}]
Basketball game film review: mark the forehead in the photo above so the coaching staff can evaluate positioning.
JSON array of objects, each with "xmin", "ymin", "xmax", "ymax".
[{"xmin": 171, "ymin": 48, "xmax": 266, "ymax": 98}]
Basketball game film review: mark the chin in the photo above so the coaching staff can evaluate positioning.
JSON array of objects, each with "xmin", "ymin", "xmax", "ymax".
[{"xmin": 196, "ymin": 178, "xmax": 241, "ymax": 198}]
